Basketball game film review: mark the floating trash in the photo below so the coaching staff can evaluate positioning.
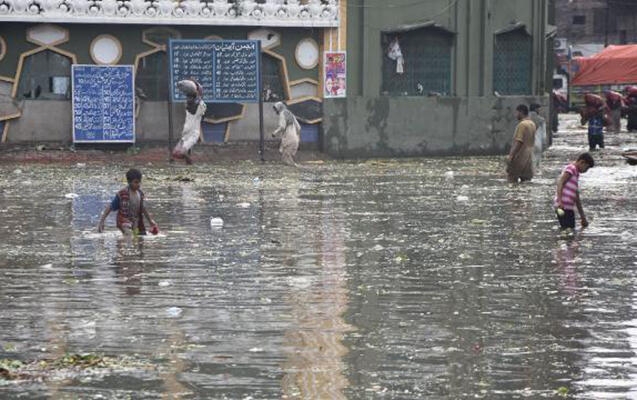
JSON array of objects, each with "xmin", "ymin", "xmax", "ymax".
[
  {"xmin": 64, "ymin": 193, "xmax": 79, "ymax": 199},
  {"xmin": 166, "ymin": 307, "xmax": 183, "ymax": 318},
  {"xmin": 237, "ymin": 202, "xmax": 251, "ymax": 208},
  {"xmin": 158, "ymin": 281, "xmax": 171, "ymax": 287},
  {"xmin": 444, "ymin": 171, "xmax": 455, "ymax": 180},
  {"xmin": 456, "ymin": 195, "xmax": 469, "ymax": 202},
  {"xmin": 210, "ymin": 217, "xmax": 224, "ymax": 228}
]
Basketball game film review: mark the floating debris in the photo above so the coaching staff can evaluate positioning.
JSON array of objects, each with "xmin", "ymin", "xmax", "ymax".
[
  {"xmin": 210, "ymin": 217, "xmax": 224, "ymax": 228},
  {"xmin": 166, "ymin": 307, "xmax": 183, "ymax": 318}
]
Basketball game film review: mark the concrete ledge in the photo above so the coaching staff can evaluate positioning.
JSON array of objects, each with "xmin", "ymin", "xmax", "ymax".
[{"xmin": 322, "ymin": 95, "xmax": 549, "ymax": 158}]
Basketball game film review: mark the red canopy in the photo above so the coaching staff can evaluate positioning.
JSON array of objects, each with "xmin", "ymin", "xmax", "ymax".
[{"xmin": 572, "ymin": 45, "xmax": 637, "ymax": 86}]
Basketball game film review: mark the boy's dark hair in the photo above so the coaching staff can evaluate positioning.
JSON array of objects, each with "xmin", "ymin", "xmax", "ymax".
[
  {"xmin": 516, "ymin": 104, "xmax": 529, "ymax": 115},
  {"xmin": 126, "ymin": 168, "xmax": 142, "ymax": 183},
  {"xmin": 577, "ymin": 152, "xmax": 595, "ymax": 168},
  {"xmin": 530, "ymin": 103, "xmax": 541, "ymax": 112}
]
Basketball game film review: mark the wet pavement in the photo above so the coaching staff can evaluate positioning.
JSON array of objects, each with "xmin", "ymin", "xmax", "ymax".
[{"xmin": 1, "ymin": 114, "xmax": 636, "ymax": 399}]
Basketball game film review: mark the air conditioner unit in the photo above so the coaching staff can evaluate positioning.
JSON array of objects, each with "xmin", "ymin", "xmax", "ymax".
[{"xmin": 554, "ymin": 38, "xmax": 567, "ymax": 51}]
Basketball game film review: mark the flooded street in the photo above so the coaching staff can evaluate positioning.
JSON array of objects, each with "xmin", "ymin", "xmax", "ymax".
[{"xmin": 1, "ymin": 115, "xmax": 637, "ymax": 399}]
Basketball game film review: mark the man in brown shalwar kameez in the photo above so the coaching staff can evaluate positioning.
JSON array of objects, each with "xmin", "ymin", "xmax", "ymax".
[{"xmin": 506, "ymin": 104, "xmax": 536, "ymax": 183}]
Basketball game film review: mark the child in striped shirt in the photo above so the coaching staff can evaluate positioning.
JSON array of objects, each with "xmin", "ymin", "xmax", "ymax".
[{"xmin": 554, "ymin": 153, "xmax": 595, "ymax": 231}]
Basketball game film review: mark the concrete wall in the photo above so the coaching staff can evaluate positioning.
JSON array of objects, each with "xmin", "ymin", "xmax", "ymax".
[
  {"xmin": 7, "ymin": 101, "xmax": 71, "ymax": 143},
  {"xmin": 322, "ymin": 0, "xmax": 551, "ymax": 158},
  {"xmin": 323, "ymin": 95, "xmax": 549, "ymax": 158}
]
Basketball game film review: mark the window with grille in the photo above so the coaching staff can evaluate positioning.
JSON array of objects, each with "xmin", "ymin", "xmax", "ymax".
[
  {"xmin": 17, "ymin": 50, "xmax": 71, "ymax": 100},
  {"xmin": 493, "ymin": 29, "xmax": 532, "ymax": 96},
  {"xmin": 135, "ymin": 51, "xmax": 168, "ymax": 101},
  {"xmin": 381, "ymin": 27, "xmax": 453, "ymax": 96},
  {"xmin": 261, "ymin": 53, "xmax": 285, "ymax": 101}
]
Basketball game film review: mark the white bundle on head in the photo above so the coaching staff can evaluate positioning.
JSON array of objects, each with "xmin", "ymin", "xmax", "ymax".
[{"xmin": 177, "ymin": 80, "xmax": 199, "ymax": 97}]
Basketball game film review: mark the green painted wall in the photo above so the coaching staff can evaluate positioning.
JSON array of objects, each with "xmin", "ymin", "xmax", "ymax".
[{"xmin": 323, "ymin": 0, "xmax": 552, "ymax": 158}]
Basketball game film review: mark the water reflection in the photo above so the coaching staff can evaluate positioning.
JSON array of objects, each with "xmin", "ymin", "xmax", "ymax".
[
  {"xmin": 0, "ymin": 118, "xmax": 636, "ymax": 398},
  {"xmin": 281, "ymin": 210, "xmax": 352, "ymax": 399}
]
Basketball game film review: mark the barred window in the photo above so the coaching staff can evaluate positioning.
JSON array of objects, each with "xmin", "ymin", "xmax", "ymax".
[
  {"xmin": 135, "ymin": 51, "xmax": 168, "ymax": 101},
  {"xmin": 381, "ymin": 27, "xmax": 453, "ymax": 96},
  {"xmin": 17, "ymin": 50, "xmax": 72, "ymax": 100},
  {"xmin": 261, "ymin": 53, "xmax": 285, "ymax": 102},
  {"xmin": 493, "ymin": 29, "xmax": 532, "ymax": 95}
]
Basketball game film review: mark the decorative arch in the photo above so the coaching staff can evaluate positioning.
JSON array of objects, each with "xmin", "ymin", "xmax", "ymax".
[
  {"xmin": 142, "ymin": 27, "xmax": 181, "ymax": 48},
  {"xmin": 12, "ymin": 46, "xmax": 77, "ymax": 99},
  {"xmin": 134, "ymin": 47, "xmax": 168, "ymax": 101},
  {"xmin": 0, "ymin": 35, "xmax": 6, "ymax": 62},
  {"xmin": 262, "ymin": 48, "xmax": 291, "ymax": 101}
]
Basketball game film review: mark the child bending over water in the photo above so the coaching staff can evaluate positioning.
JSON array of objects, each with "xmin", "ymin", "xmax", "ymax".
[{"xmin": 554, "ymin": 153, "xmax": 595, "ymax": 232}]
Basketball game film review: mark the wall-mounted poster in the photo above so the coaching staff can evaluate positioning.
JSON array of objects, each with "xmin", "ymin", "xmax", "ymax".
[{"xmin": 324, "ymin": 51, "xmax": 346, "ymax": 98}]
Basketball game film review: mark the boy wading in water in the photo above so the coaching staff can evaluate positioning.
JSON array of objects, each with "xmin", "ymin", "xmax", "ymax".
[
  {"xmin": 98, "ymin": 169, "xmax": 158, "ymax": 236},
  {"xmin": 554, "ymin": 153, "xmax": 595, "ymax": 232}
]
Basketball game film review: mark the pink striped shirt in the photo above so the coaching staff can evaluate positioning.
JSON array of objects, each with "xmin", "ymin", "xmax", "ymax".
[{"xmin": 554, "ymin": 163, "xmax": 580, "ymax": 210}]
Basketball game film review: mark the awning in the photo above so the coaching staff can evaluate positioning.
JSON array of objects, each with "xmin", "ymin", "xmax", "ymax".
[{"xmin": 572, "ymin": 45, "xmax": 637, "ymax": 86}]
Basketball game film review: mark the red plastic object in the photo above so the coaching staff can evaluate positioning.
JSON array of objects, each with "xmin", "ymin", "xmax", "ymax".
[{"xmin": 150, "ymin": 225, "xmax": 159, "ymax": 235}]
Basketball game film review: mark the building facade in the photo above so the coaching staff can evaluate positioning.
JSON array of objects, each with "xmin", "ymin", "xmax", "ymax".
[
  {"xmin": 556, "ymin": 0, "xmax": 637, "ymax": 46},
  {"xmin": 322, "ymin": 0, "xmax": 553, "ymax": 158},
  {"xmin": 0, "ymin": 0, "xmax": 341, "ymax": 145},
  {"xmin": 1, "ymin": 0, "xmax": 553, "ymax": 158}
]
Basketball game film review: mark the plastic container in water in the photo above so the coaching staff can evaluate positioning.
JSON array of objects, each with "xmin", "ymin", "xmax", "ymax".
[{"xmin": 210, "ymin": 217, "xmax": 224, "ymax": 228}]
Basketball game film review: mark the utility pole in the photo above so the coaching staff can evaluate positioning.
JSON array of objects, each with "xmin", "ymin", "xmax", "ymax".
[{"xmin": 605, "ymin": 0, "xmax": 610, "ymax": 47}]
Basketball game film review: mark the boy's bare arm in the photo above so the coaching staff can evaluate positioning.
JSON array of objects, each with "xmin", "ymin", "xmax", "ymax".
[
  {"xmin": 575, "ymin": 192, "xmax": 588, "ymax": 227},
  {"xmin": 555, "ymin": 172, "xmax": 571, "ymax": 208},
  {"xmin": 143, "ymin": 208, "xmax": 157, "ymax": 227},
  {"xmin": 97, "ymin": 205, "xmax": 111, "ymax": 232}
]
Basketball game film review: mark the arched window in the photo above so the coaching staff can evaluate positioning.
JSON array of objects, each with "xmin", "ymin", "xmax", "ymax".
[
  {"xmin": 382, "ymin": 27, "xmax": 453, "ymax": 96},
  {"xmin": 135, "ymin": 51, "xmax": 168, "ymax": 101},
  {"xmin": 17, "ymin": 50, "xmax": 72, "ymax": 100},
  {"xmin": 261, "ymin": 52, "xmax": 285, "ymax": 102},
  {"xmin": 493, "ymin": 28, "xmax": 532, "ymax": 95}
]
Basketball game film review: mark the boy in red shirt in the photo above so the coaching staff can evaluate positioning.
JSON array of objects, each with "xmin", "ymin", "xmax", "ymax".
[{"xmin": 97, "ymin": 168, "xmax": 158, "ymax": 236}]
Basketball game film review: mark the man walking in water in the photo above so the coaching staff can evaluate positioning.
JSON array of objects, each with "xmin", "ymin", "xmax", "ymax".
[
  {"xmin": 272, "ymin": 102, "xmax": 301, "ymax": 166},
  {"xmin": 172, "ymin": 80, "xmax": 207, "ymax": 165},
  {"xmin": 506, "ymin": 104, "xmax": 536, "ymax": 183}
]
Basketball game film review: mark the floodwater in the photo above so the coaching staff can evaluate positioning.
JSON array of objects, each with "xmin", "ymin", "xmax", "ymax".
[{"xmin": 1, "ymin": 116, "xmax": 636, "ymax": 399}]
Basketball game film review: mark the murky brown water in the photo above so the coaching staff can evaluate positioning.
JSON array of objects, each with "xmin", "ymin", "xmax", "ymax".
[{"xmin": 1, "ymin": 115, "xmax": 636, "ymax": 399}]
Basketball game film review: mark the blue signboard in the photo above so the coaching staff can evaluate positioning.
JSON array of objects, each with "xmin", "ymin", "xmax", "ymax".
[
  {"xmin": 72, "ymin": 65, "xmax": 135, "ymax": 143},
  {"xmin": 169, "ymin": 39, "xmax": 261, "ymax": 103}
]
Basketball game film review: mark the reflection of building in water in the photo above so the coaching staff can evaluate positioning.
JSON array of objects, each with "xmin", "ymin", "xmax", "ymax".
[{"xmin": 281, "ymin": 210, "xmax": 353, "ymax": 398}]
